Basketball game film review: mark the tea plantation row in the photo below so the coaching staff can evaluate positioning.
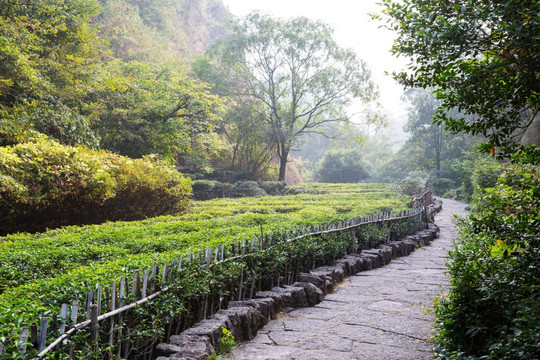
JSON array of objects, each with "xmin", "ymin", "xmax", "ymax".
[{"xmin": 0, "ymin": 184, "xmax": 409, "ymax": 331}]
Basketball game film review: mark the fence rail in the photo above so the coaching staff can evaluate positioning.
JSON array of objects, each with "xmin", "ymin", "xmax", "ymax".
[{"xmin": 1, "ymin": 191, "xmax": 432, "ymax": 359}]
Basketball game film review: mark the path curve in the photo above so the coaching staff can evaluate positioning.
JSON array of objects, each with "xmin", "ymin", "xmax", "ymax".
[{"xmin": 225, "ymin": 198, "xmax": 469, "ymax": 360}]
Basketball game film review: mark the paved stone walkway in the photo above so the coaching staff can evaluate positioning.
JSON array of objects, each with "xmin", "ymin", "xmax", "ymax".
[{"xmin": 226, "ymin": 198, "xmax": 469, "ymax": 360}]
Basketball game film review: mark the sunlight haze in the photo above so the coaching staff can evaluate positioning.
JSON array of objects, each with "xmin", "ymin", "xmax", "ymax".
[{"xmin": 222, "ymin": 0, "xmax": 410, "ymax": 145}]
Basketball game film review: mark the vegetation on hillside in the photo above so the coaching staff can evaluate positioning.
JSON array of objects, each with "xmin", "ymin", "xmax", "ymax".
[{"xmin": 378, "ymin": 0, "xmax": 539, "ymax": 161}]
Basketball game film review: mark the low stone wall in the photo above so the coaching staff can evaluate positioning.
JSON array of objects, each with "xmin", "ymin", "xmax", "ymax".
[{"xmin": 155, "ymin": 222, "xmax": 441, "ymax": 360}]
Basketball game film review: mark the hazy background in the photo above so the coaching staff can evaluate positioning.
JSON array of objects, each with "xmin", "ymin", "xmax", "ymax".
[{"xmin": 222, "ymin": 0, "xmax": 410, "ymax": 146}]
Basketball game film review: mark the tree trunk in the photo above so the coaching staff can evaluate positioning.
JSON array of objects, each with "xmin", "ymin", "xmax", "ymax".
[
  {"xmin": 278, "ymin": 147, "xmax": 289, "ymax": 182},
  {"xmin": 435, "ymin": 125, "xmax": 442, "ymax": 176}
]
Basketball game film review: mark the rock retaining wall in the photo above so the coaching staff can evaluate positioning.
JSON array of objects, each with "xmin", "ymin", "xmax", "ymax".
[{"xmin": 155, "ymin": 219, "xmax": 441, "ymax": 360}]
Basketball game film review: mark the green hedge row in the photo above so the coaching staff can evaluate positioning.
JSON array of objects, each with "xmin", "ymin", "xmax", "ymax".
[
  {"xmin": 0, "ymin": 138, "xmax": 192, "ymax": 235},
  {"xmin": 0, "ymin": 185, "xmax": 407, "ymax": 294},
  {"xmin": 0, "ymin": 212, "xmax": 425, "ymax": 359}
]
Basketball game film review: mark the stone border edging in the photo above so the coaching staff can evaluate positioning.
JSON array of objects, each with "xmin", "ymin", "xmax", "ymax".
[{"xmin": 155, "ymin": 218, "xmax": 441, "ymax": 360}]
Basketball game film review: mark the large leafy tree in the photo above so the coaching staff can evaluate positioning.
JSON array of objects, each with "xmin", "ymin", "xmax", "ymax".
[
  {"xmin": 378, "ymin": 0, "xmax": 540, "ymax": 161},
  {"xmin": 316, "ymin": 148, "xmax": 370, "ymax": 183},
  {"xmin": 88, "ymin": 61, "xmax": 223, "ymax": 167},
  {"xmin": 401, "ymin": 88, "xmax": 475, "ymax": 175},
  {"xmin": 206, "ymin": 12, "xmax": 378, "ymax": 181}
]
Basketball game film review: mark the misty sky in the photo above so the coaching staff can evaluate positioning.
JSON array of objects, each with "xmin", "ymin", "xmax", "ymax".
[{"xmin": 222, "ymin": 0, "xmax": 410, "ymax": 145}]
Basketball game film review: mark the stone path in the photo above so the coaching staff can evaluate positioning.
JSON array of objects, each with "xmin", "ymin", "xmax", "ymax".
[{"xmin": 226, "ymin": 198, "xmax": 469, "ymax": 360}]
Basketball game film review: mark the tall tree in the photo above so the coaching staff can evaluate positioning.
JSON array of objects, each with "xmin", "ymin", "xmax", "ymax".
[
  {"xmin": 206, "ymin": 12, "xmax": 378, "ymax": 181},
  {"xmin": 316, "ymin": 148, "xmax": 370, "ymax": 183},
  {"xmin": 377, "ymin": 0, "xmax": 540, "ymax": 161},
  {"xmin": 402, "ymin": 88, "xmax": 446, "ymax": 175}
]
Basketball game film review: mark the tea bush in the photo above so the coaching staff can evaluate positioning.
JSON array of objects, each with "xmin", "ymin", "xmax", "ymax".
[
  {"xmin": 0, "ymin": 182, "xmax": 425, "ymax": 358},
  {"xmin": 0, "ymin": 138, "xmax": 192, "ymax": 234},
  {"xmin": 434, "ymin": 164, "xmax": 540, "ymax": 359}
]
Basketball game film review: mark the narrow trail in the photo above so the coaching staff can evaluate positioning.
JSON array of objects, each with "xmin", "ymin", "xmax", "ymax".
[{"xmin": 225, "ymin": 198, "xmax": 469, "ymax": 360}]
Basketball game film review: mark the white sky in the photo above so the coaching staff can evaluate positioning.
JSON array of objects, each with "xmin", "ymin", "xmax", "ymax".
[{"xmin": 222, "ymin": 0, "xmax": 410, "ymax": 145}]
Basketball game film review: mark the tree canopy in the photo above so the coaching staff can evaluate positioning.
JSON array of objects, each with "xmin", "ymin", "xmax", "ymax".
[
  {"xmin": 378, "ymin": 0, "xmax": 539, "ymax": 161},
  {"xmin": 203, "ymin": 12, "xmax": 379, "ymax": 181},
  {"xmin": 0, "ymin": 0, "xmax": 226, "ymax": 169},
  {"xmin": 316, "ymin": 148, "xmax": 370, "ymax": 183}
]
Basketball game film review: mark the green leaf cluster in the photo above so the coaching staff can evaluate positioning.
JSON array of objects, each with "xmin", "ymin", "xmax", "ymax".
[
  {"xmin": 378, "ymin": 0, "xmax": 540, "ymax": 161},
  {"xmin": 0, "ymin": 137, "xmax": 192, "ymax": 235},
  {"xmin": 434, "ymin": 164, "xmax": 540, "ymax": 359}
]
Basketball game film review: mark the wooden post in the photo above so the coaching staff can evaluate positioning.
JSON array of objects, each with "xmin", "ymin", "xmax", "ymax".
[
  {"xmin": 107, "ymin": 283, "xmax": 117, "ymax": 358},
  {"xmin": 142, "ymin": 269, "xmax": 149, "ymax": 299},
  {"xmin": 38, "ymin": 317, "xmax": 48, "ymax": 351},
  {"xmin": 57, "ymin": 304, "xmax": 68, "ymax": 350},
  {"xmin": 177, "ymin": 257, "xmax": 183, "ymax": 273},
  {"xmin": 86, "ymin": 291, "xmax": 94, "ymax": 319},
  {"xmin": 117, "ymin": 279, "xmax": 125, "ymax": 359},
  {"xmin": 132, "ymin": 270, "xmax": 141, "ymax": 297},
  {"xmin": 31, "ymin": 323, "xmax": 38, "ymax": 349},
  {"xmin": 238, "ymin": 269, "xmax": 244, "ymax": 301},
  {"xmin": 18, "ymin": 329, "xmax": 29, "ymax": 353},
  {"xmin": 90, "ymin": 305, "xmax": 98, "ymax": 344},
  {"xmin": 162, "ymin": 263, "xmax": 169, "ymax": 285},
  {"xmin": 150, "ymin": 264, "xmax": 157, "ymax": 293},
  {"xmin": 71, "ymin": 296, "xmax": 79, "ymax": 324},
  {"xmin": 96, "ymin": 287, "xmax": 103, "ymax": 316}
]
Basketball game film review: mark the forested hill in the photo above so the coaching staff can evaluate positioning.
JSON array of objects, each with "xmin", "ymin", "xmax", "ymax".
[
  {"xmin": 95, "ymin": 0, "xmax": 229, "ymax": 61},
  {"xmin": 0, "ymin": 0, "xmax": 230, "ymax": 166}
]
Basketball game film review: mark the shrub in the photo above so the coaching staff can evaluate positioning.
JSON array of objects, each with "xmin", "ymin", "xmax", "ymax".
[
  {"xmin": 434, "ymin": 164, "xmax": 540, "ymax": 359},
  {"xmin": 192, "ymin": 180, "xmax": 219, "ymax": 192},
  {"xmin": 471, "ymin": 164, "xmax": 501, "ymax": 191},
  {"xmin": 229, "ymin": 181, "xmax": 267, "ymax": 197},
  {"xmin": 430, "ymin": 176, "xmax": 455, "ymax": 196},
  {"xmin": 390, "ymin": 170, "xmax": 429, "ymax": 196},
  {"xmin": 0, "ymin": 138, "xmax": 191, "ymax": 234},
  {"xmin": 257, "ymin": 181, "xmax": 287, "ymax": 195}
]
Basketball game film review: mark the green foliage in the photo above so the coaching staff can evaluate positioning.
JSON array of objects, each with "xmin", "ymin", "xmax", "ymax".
[
  {"xmin": 0, "ymin": 0, "xmax": 227, "ymax": 172},
  {"xmin": 0, "ymin": 0, "xmax": 106, "ymax": 147},
  {"xmin": 192, "ymin": 180, "xmax": 286, "ymax": 200},
  {"xmin": 203, "ymin": 11, "xmax": 378, "ymax": 180},
  {"xmin": 257, "ymin": 181, "xmax": 287, "ymax": 196},
  {"xmin": 377, "ymin": 0, "xmax": 540, "ymax": 160},
  {"xmin": 390, "ymin": 171, "xmax": 429, "ymax": 196},
  {"xmin": 217, "ymin": 327, "xmax": 235, "ymax": 355},
  {"xmin": 0, "ymin": 183, "xmax": 422, "ymax": 358},
  {"xmin": 429, "ymin": 177, "xmax": 455, "ymax": 197},
  {"xmin": 192, "ymin": 57, "xmax": 276, "ymax": 178},
  {"xmin": 434, "ymin": 164, "xmax": 540, "ymax": 359},
  {"xmin": 229, "ymin": 181, "xmax": 267, "ymax": 198},
  {"xmin": 316, "ymin": 148, "xmax": 370, "ymax": 183},
  {"xmin": 0, "ymin": 138, "xmax": 192, "ymax": 234},
  {"xmin": 90, "ymin": 61, "xmax": 224, "ymax": 167}
]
